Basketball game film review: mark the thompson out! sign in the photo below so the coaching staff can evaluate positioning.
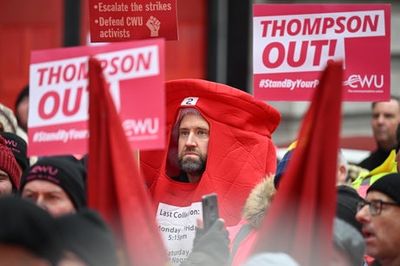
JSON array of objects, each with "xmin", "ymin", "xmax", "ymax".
[
  {"xmin": 253, "ymin": 4, "xmax": 390, "ymax": 101},
  {"xmin": 28, "ymin": 39, "xmax": 165, "ymax": 156}
]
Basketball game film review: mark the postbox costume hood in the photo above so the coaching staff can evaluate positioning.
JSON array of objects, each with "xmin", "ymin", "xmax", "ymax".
[{"xmin": 141, "ymin": 79, "xmax": 280, "ymax": 226}]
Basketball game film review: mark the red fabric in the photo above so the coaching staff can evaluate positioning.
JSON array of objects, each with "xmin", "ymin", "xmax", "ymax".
[
  {"xmin": 228, "ymin": 220, "xmax": 258, "ymax": 266},
  {"xmin": 140, "ymin": 79, "xmax": 281, "ymax": 226},
  {"xmin": 87, "ymin": 58, "xmax": 167, "ymax": 266},
  {"xmin": 251, "ymin": 62, "xmax": 343, "ymax": 265}
]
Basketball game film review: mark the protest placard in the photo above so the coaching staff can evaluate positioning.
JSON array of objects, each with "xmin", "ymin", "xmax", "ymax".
[
  {"xmin": 28, "ymin": 39, "xmax": 165, "ymax": 156},
  {"xmin": 89, "ymin": 0, "xmax": 178, "ymax": 42},
  {"xmin": 253, "ymin": 4, "xmax": 390, "ymax": 101}
]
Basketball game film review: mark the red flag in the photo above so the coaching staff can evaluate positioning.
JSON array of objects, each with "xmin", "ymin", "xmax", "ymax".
[
  {"xmin": 251, "ymin": 61, "xmax": 343, "ymax": 265},
  {"xmin": 87, "ymin": 57, "xmax": 168, "ymax": 266}
]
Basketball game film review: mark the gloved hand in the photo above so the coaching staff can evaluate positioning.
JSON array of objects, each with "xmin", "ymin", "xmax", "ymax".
[{"xmin": 181, "ymin": 219, "xmax": 230, "ymax": 266}]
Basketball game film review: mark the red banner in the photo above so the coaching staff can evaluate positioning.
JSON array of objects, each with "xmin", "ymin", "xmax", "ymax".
[
  {"xmin": 28, "ymin": 39, "xmax": 165, "ymax": 156},
  {"xmin": 89, "ymin": 0, "xmax": 178, "ymax": 42},
  {"xmin": 253, "ymin": 4, "xmax": 390, "ymax": 101}
]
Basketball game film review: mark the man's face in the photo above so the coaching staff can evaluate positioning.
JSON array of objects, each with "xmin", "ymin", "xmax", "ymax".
[
  {"xmin": 356, "ymin": 191, "xmax": 400, "ymax": 261},
  {"xmin": 371, "ymin": 100, "xmax": 400, "ymax": 148},
  {"xmin": 0, "ymin": 169, "xmax": 13, "ymax": 195},
  {"xmin": 21, "ymin": 180, "xmax": 76, "ymax": 217},
  {"xmin": 178, "ymin": 113, "xmax": 210, "ymax": 179}
]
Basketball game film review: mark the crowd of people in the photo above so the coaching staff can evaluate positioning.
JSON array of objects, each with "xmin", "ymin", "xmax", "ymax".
[{"xmin": 0, "ymin": 79, "xmax": 399, "ymax": 266}]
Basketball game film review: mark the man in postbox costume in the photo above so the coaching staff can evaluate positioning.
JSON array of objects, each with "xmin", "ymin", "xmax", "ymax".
[{"xmin": 140, "ymin": 79, "xmax": 280, "ymax": 264}]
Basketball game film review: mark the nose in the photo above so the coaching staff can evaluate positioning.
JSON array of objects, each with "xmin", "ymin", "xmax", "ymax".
[
  {"xmin": 356, "ymin": 205, "xmax": 370, "ymax": 224},
  {"xmin": 376, "ymin": 114, "xmax": 385, "ymax": 124},
  {"xmin": 185, "ymin": 132, "xmax": 197, "ymax": 147},
  {"xmin": 35, "ymin": 195, "xmax": 48, "ymax": 211}
]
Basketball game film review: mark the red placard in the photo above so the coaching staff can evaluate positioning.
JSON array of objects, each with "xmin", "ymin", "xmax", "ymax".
[
  {"xmin": 89, "ymin": 0, "xmax": 178, "ymax": 42},
  {"xmin": 28, "ymin": 39, "xmax": 165, "ymax": 156},
  {"xmin": 253, "ymin": 4, "xmax": 391, "ymax": 101}
]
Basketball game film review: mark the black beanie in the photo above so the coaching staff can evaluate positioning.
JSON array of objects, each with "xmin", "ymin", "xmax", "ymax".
[
  {"xmin": 0, "ymin": 196, "xmax": 62, "ymax": 265},
  {"xmin": 55, "ymin": 209, "xmax": 118, "ymax": 266},
  {"xmin": 336, "ymin": 185, "xmax": 363, "ymax": 233},
  {"xmin": 20, "ymin": 156, "xmax": 86, "ymax": 210},
  {"xmin": 367, "ymin": 173, "xmax": 400, "ymax": 204},
  {"xmin": 0, "ymin": 131, "xmax": 29, "ymax": 172}
]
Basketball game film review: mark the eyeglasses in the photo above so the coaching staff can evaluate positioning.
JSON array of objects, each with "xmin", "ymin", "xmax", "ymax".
[{"xmin": 357, "ymin": 199, "xmax": 400, "ymax": 216}]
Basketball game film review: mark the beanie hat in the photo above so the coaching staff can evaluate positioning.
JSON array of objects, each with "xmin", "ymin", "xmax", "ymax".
[
  {"xmin": 333, "ymin": 218, "xmax": 365, "ymax": 266},
  {"xmin": 0, "ymin": 196, "xmax": 62, "ymax": 265},
  {"xmin": 0, "ymin": 135, "xmax": 21, "ymax": 189},
  {"xmin": 367, "ymin": 173, "xmax": 400, "ymax": 204},
  {"xmin": 20, "ymin": 156, "xmax": 86, "ymax": 210},
  {"xmin": 0, "ymin": 132, "xmax": 29, "ymax": 172},
  {"xmin": 55, "ymin": 209, "xmax": 118, "ymax": 266},
  {"xmin": 336, "ymin": 185, "xmax": 363, "ymax": 233}
]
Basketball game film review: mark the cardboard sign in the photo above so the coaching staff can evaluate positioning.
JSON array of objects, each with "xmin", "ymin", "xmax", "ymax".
[
  {"xmin": 253, "ymin": 4, "xmax": 391, "ymax": 101},
  {"xmin": 28, "ymin": 39, "xmax": 165, "ymax": 156},
  {"xmin": 89, "ymin": 0, "xmax": 178, "ymax": 42},
  {"xmin": 156, "ymin": 202, "xmax": 202, "ymax": 265}
]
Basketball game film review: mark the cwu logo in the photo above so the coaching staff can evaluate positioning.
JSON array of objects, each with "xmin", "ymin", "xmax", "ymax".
[{"xmin": 344, "ymin": 74, "xmax": 384, "ymax": 89}]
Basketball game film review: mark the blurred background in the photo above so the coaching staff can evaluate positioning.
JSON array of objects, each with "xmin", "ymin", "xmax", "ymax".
[{"xmin": 0, "ymin": 0, "xmax": 398, "ymax": 161}]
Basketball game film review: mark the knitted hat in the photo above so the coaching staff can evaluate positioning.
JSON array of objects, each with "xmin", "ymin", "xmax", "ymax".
[
  {"xmin": 0, "ymin": 196, "xmax": 62, "ymax": 264},
  {"xmin": 55, "ymin": 209, "xmax": 118, "ymax": 266},
  {"xmin": 0, "ymin": 135, "xmax": 21, "ymax": 189},
  {"xmin": 0, "ymin": 132, "xmax": 29, "ymax": 172},
  {"xmin": 367, "ymin": 173, "xmax": 400, "ymax": 204},
  {"xmin": 333, "ymin": 218, "xmax": 365, "ymax": 266},
  {"xmin": 336, "ymin": 185, "xmax": 363, "ymax": 233},
  {"xmin": 20, "ymin": 156, "xmax": 86, "ymax": 210}
]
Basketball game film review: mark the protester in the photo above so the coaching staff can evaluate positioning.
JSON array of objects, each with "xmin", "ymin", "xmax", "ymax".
[
  {"xmin": 55, "ymin": 209, "xmax": 119, "ymax": 266},
  {"xmin": 356, "ymin": 173, "xmax": 400, "ymax": 266},
  {"xmin": 229, "ymin": 156, "xmax": 364, "ymax": 265},
  {"xmin": 229, "ymin": 177, "xmax": 276, "ymax": 266},
  {"xmin": 0, "ymin": 135, "xmax": 21, "ymax": 195},
  {"xmin": 0, "ymin": 131, "xmax": 29, "ymax": 173},
  {"xmin": 20, "ymin": 156, "xmax": 86, "ymax": 217},
  {"xmin": 14, "ymin": 85, "xmax": 29, "ymax": 133},
  {"xmin": 140, "ymin": 79, "xmax": 280, "ymax": 263},
  {"xmin": 0, "ymin": 196, "xmax": 62, "ymax": 265},
  {"xmin": 244, "ymin": 217, "xmax": 365, "ymax": 266},
  {"xmin": 359, "ymin": 96, "xmax": 400, "ymax": 171},
  {"xmin": 0, "ymin": 102, "xmax": 27, "ymax": 141}
]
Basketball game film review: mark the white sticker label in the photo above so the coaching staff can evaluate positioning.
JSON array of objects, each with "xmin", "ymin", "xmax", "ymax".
[
  {"xmin": 180, "ymin": 97, "xmax": 199, "ymax": 106},
  {"xmin": 156, "ymin": 202, "xmax": 202, "ymax": 265}
]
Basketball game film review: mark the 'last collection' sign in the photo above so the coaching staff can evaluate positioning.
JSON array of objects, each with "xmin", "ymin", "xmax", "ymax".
[{"xmin": 253, "ymin": 4, "xmax": 391, "ymax": 101}]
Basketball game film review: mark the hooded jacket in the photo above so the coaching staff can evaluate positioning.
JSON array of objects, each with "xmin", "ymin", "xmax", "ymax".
[
  {"xmin": 229, "ymin": 177, "xmax": 276, "ymax": 266},
  {"xmin": 140, "ymin": 79, "xmax": 280, "ymax": 263},
  {"xmin": 141, "ymin": 79, "xmax": 280, "ymax": 224}
]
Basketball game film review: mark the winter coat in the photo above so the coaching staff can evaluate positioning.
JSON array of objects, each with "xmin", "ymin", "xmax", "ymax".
[{"xmin": 229, "ymin": 177, "xmax": 276, "ymax": 266}]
